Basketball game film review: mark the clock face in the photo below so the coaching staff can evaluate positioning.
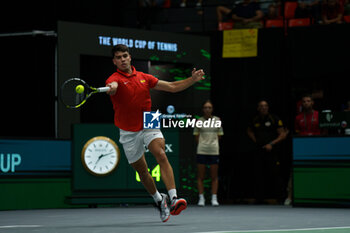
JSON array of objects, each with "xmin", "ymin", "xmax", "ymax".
[{"xmin": 81, "ymin": 136, "xmax": 120, "ymax": 176}]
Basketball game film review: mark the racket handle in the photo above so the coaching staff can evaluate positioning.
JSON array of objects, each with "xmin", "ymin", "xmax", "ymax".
[{"xmin": 97, "ymin": 87, "xmax": 110, "ymax": 93}]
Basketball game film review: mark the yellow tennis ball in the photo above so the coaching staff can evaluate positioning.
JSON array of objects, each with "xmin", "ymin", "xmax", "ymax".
[{"xmin": 75, "ymin": 85, "xmax": 84, "ymax": 94}]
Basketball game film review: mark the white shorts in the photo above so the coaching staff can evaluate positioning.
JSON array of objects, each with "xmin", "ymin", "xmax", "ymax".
[{"xmin": 119, "ymin": 128, "xmax": 164, "ymax": 164}]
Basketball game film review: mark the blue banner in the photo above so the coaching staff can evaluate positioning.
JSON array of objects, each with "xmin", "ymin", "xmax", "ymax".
[
  {"xmin": 0, "ymin": 139, "xmax": 71, "ymax": 176},
  {"xmin": 293, "ymin": 137, "xmax": 350, "ymax": 160}
]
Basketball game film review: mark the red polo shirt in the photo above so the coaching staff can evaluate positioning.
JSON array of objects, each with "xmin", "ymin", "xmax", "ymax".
[
  {"xmin": 295, "ymin": 110, "xmax": 321, "ymax": 136},
  {"xmin": 106, "ymin": 66, "xmax": 159, "ymax": 132}
]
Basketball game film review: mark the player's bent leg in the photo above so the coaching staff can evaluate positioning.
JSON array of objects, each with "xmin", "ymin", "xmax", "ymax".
[
  {"xmin": 130, "ymin": 155, "xmax": 157, "ymax": 195},
  {"xmin": 131, "ymin": 154, "xmax": 170, "ymax": 222},
  {"xmin": 148, "ymin": 137, "xmax": 187, "ymax": 216},
  {"xmin": 148, "ymin": 138, "xmax": 176, "ymax": 190}
]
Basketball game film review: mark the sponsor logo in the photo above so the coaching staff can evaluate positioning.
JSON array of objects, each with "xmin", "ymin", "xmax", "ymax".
[
  {"xmin": 143, "ymin": 109, "xmax": 222, "ymax": 129},
  {"xmin": 143, "ymin": 110, "xmax": 162, "ymax": 129}
]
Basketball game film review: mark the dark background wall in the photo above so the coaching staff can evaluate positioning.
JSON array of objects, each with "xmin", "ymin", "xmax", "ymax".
[
  {"xmin": 210, "ymin": 24, "xmax": 350, "ymax": 200},
  {"xmin": 0, "ymin": 35, "xmax": 56, "ymax": 138}
]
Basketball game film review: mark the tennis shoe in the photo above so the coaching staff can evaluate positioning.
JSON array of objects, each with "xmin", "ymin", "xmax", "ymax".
[
  {"xmin": 211, "ymin": 198, "xmax": 219, "ymax": 206},
  {"xmin": 170, "ymin": 197, "xmax": 187, "ymax": 215},
  {"xmin": 157, "ymin": 193, "xmax": 170, "ymax": 222},
  {"xmin": 284, "ymin": 198, "xmax": 292, "ymax": 206},
  {"xmin": 198, "ymin": 197, "xmax": 205, "ymax": 206}
]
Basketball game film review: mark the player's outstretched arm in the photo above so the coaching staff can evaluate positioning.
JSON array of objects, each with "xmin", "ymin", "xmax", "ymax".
[
  {"xmin": 153, "ymin": 68, "xmax": 205, "ymax": 93},
  {"xmin": 106, "ymin": 81, "xmax": 118, "ymax": 95}
]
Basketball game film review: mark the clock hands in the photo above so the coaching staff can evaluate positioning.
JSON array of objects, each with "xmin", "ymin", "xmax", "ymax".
[
  {"xmin": 94, "ymin": 152, "xmax": 115, "ymax": 166},
  {"xmin": 83, "ymin": 137, "xmax": 120, "ymax": 176}
]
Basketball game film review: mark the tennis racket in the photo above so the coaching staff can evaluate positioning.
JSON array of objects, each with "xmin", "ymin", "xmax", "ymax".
[{"xmin": 60, "ymin": 78, "xmax": 110, "ymax": 109}]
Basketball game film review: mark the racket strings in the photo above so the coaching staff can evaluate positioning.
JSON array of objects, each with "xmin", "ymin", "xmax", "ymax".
[{"xmin": 60, "ymin": 79, "xmax": 87, "ymax": 108}]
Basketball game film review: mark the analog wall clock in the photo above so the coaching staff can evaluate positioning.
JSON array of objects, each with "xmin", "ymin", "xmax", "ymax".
[{"xmin": 81, "ymin": 136, "xmax": 120, "ymax": 176}]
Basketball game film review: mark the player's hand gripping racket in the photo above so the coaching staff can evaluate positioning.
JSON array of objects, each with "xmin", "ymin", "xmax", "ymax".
[{"xmin": 60, "ymin": 78, "xmax": 110, "ymax": 109}]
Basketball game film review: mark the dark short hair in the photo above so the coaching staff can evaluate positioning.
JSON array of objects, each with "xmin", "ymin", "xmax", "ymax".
[
  {"xmin": 111, "ymin": 44, "xmax": 130, "ymax": 58},
  {"xmin": 302, "ymin": 93, "xmax": 313, "ymax": 100},
  {"xmin": 202, "ymin": 100, "xmax": 213, "ymax": 108},
  {"xmin": 257, "ymin": 99, "xmax": 269, "ymax": 106}
]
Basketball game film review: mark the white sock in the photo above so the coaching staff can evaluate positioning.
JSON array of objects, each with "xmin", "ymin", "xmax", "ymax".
[
  {"xmin": 152, "ymin": 191, "xmax": 162, "ymax": 204},
  {"xmin": 212, "ymin": 194, "xmax": 217, "ymax": 200},
  {"xmin": 168, "ymin": 189, "xmax": 177, "ymax": 200},
  {"xmin": 199, "ymin": 193, "xmax": 205, "ymax": 200}
]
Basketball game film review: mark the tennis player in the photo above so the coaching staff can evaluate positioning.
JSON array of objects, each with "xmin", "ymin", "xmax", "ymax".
[{"xmin": 105, "ymin": 44, "xmax": 205, "ymax": 222}]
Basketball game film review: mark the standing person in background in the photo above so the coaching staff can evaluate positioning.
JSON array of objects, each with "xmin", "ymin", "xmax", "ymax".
[
  {"xmin": 286, "ymin": 94, "xmax": 322, "ymax": 205},
  {"xmin": 294, "ymin": 94, "xmax": 321, "ymax": 136},
  {"xmin": 193, "ymin": 100, "xmax": 224, "ymax": 206},
  {"xmin": 247, "ymin": 100, "xmax": 287, "ymax": 204}
]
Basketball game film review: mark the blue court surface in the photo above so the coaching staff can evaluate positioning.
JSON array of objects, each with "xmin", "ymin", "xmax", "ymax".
[{"xmin": 0, "ymin": 205, "xmax": 349, "ymax": 233}]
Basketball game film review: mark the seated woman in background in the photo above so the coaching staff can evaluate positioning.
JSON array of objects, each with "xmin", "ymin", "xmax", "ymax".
[
  {"xmin": 216, "ymin": 0, "xmax": 264, "ymax": 29},
  {"xmin": 321, "ymin": 0, "xmax": 343, "ymax": 24}
]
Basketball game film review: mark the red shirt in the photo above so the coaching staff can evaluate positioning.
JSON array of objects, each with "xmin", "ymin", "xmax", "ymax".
[
  {"xmin": 106, "ymin": 66, "xmax": 159, "ymax": 132},
  {"xmin": 295, "ymin": 110, "xmax": 321, "ymax": 136}
]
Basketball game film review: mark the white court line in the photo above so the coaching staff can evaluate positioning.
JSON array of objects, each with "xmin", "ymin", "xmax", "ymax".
[
  {"xmin": 194, "ymin": 226, "xmax": 350, "ymax": 233},
  {"xmin": 0, "ymin": 225, "xmax": 42, "ymax": 229}
]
